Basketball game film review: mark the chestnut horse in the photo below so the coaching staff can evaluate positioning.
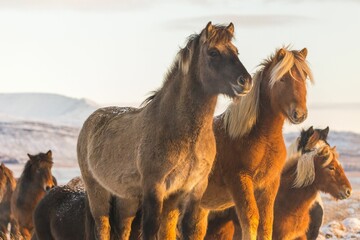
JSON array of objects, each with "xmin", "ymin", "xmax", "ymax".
[
  {"xmin": 274, "ymin": 145, "xmax": 352, "ymax": 239},
  {"xmin": 204, "ymin": 126, "xmax": 331, "ymax": 240},
  {"xmin": 0, "ymin": 163, "xmax": 17, "ymax": 239},
  {"xmin": 77, "ymin": 22, "xmax": 252, "ymax": 240},
  {"xmin": 179, "ymin": 47, "xmax": 313, "ymax": 240},
  {"xmin": 11, "ymin": 151, "xmax": 56, "ymax": 239}
]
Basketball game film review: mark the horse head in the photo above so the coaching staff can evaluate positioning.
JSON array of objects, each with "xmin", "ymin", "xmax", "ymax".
[
  {"xmin": 265, "ymin": 47, "xmax": 313, "ymax": 124},
  {"xmin": 314, "ymin": 146, "xmax": 352, "ymax": 200},
  {"xmin": 184, "ymin": 22, "xmax": 252, "ymax": 98},
  {"xmin": 27, "ymin": 150, "xmax": 55, "ymax": 192}
]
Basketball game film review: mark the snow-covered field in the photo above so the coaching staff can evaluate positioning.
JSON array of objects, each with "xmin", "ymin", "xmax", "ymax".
[{"xmin": 1, "ymin": 93, "xmax": 359, "ymax": 238}]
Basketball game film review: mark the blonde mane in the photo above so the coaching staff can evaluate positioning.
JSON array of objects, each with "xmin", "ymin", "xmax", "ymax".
[
  {"xmin": 292, "ymin": 144, "xmax": 335, "ymax": 188},
  {"xmin": 223, "ymin": 47, "xmax": 314, "ymax": 139}
]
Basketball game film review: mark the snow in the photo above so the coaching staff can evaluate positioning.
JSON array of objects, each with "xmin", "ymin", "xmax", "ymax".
[
  {"xmin": 319, "ymin": 218, "xmax": 360, "ymax": 239},
  {"xmin": 0, "ymin": 93, "xmax": 98, "ymax": 127}
]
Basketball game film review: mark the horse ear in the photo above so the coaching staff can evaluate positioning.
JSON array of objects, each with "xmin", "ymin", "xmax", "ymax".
[
  {"xmin": 317, "ymin": 145, "xmax": 331, "ymax": 161},
  {"xmin": 27, "ymin": 153, "xmax": 33, "ymax": 159},
  {"xmin": 299, "ymin": 48, "xmax": 308, "ymax": 59},
  {"xmin": 201, "ymin": 21, "xmax": 213, "ymax": 42},
  {"xmin": 321, "ymin": 126, "xmax": 330, "ymax": 139},
  {"xmin": 226, "ymin": 22, "xmax": 234, "ymax": 35},
  {"xmin": 46, "ymin": 150, "xmax": 52, "ymax": 159},
  {"xmin": 277, "ymin": 48, "xmax": 286, "ymax": 61},
  {"xmin": 206, "ymin": 21, "xmax": 213, "ymax": 35},
  {"xmin": 307, "ymin": 126, "xmax": 314, "ymax": 136}
]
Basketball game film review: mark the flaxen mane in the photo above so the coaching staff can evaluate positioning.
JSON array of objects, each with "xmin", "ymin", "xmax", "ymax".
[
  {"xmin": 291, "ymin": 146, "xmax": 337, "ymax": 188},
  {"xmin": 224, "ymin": 47, "xmax": 314, "ymax": 139}
]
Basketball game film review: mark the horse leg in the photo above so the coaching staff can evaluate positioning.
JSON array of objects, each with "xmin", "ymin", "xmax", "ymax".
[
  {"xmin": 180, "ymin": 179, "xmax": 210, "ymax": 240},
  {"xmin": 256, "ymin": 178, "xmax": 280, "ymax": 240},
  {"xmin": 84, "ymin": 179, "xmax": 112, "ymax": 240},
  {"xmin": 225, "ymin": 174, "xmax": 259, "ymax": 240},
  {"xmin": 111, "ymin": 197, "xmax": 138, "ymax": 240},
  {"xmin": 142, "ymin": 183, "xmax": 165, "ymax": 240},
  {"xmin": 20, "ymin": 227, "xmax": 32, "ymax": 240},
  {"xmin": 10, "ymin": 218, "xmax": 21, "ymax": 240},
  {"xmin": 205, "ymin": 211, "xmax": 235, "ymax": 240},
  {"xmin": 158, "ymin": 194, "xmax": 182, "ymax": 240}
]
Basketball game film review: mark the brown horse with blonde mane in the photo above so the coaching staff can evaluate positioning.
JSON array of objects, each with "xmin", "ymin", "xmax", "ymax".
[
  {"xmin": 273, "ymin": 142, "xmax": 351, "ymax": 239},
  {"xmin": 77, "ymin": 22, "xmax": 252, "ymax": 240},
  {"xmin": 11, "ymin": 151, "xmax": 56, "ymax": 239},
  {"xmin": 180, "ymin": 47, "xmax": 313, "ymax": 240},
  {"xmin": 0, "ymin": 163, "xmax": 17, "ymax": 239}
]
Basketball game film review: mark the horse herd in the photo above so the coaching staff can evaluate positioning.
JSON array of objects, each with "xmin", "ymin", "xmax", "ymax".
[{"xmin": 0, "ymin": 22, "xmax": 353, "ymax": 240}]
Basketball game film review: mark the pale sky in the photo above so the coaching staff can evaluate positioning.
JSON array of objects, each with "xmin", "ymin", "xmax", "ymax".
[{"xmin": 0, "ymin": 0, "xmax": 359, "ymax": 105}]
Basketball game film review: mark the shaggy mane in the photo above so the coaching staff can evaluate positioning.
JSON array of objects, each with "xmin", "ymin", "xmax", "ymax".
[
  {"xmin": 223, "ymin": 47, "xmax": 314, "ymax": 139},
  {"xmin": 292, "ymin": 145, "xmax": 336, "ymax": 188}
]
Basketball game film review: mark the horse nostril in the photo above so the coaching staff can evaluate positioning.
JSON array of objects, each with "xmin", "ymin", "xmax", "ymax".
[
  {"xmin": 346, "ymin": 188, "xmax": 352, "ymax": 197},
  {"xmin": 45, "ymin": 186, "xmax": 51, "ymax": 191},
  {"xmin": 293, "ymin": 111, "xmax": 299, "ymax": 120},
  {"xmin": 238, "ymin": 76, "xmax": 245, "ymax": 86}
]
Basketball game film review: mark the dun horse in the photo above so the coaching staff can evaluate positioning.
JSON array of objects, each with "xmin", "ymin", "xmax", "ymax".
[
  {"xmin": 11, "ymin": 150, "xmax": 56, "ymax": 239},
  {"xmin": 77, "ymin": 22, "xmax": 252, "ymax": 240},
  {"xmin": 180, "ymin": 47, "xmax": 313, "ymax": 240},
  {"xmin": 204, "ymin": 126, "xmax": 331, "ymax": 240},
  {"xmin": 0, "ymin": 163, "xmax": 17, "ymax": 239}
]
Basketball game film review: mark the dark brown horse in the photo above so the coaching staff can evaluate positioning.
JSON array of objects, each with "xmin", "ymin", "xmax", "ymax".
[
  {"xmin": 204, "ymin": 126, "xmax": 330, "ymax": 240},
  {"xmin": 77, "ymin": 22, "xmax": 252, "ymax": 240},
  {"xmin": 180, "ymin": 47, "xmax": 313, "ymax": 240},
  {"xmin": 33, "ymin": 177, "xmax": 141, "ymax": 240},
  {"xmin": 11, "ymin": 151, "xmax": 56, "ymax": 239},
  {"xmin": 0, "ymin": 163, "xmax": 17, "ymax": 239}
]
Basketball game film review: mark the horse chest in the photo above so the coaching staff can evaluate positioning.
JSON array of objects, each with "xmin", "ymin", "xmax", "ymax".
[
  {"xmin": 253, "ymin": 146, "xmax": 286, "ymax": 187},
  {"xmin": 164, "ymin": 148, "xmax": 214, "ymax": 196}
]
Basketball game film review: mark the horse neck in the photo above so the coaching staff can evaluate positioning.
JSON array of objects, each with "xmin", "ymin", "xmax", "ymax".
[
  {"xmin": 148, "ymin": 70, "xmax": 218, "ymax": 135},
  {"xmin": 253, "ymin": 76, "xmax": 285, "ymax": 138},
  {"xmin": 279, "ymin": 165, "xmax": 318, "ymax": 216},
  {"xmin": 18, "ymin": 173, "xmax": 44, "ymax": 203}
]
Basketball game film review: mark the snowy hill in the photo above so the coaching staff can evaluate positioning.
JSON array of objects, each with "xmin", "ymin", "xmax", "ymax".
[
  {"xmin": 0, "ymin": 93, "xmax": 98, "ymax": 126},
  {"xmin": 0, "ymin": 121, "xmax": 79, "ymax": 166}
]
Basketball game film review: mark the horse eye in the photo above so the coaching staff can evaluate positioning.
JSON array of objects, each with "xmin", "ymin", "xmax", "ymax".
[
  {"xmin": 328, "ymin": 166, "xmax": 335, "ymax": 171},
  {"xmin": 208, "ymin": 49, "xmax": 220, "ymax": 58}
]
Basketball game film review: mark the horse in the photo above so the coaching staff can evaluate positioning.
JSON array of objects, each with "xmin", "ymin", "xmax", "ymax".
[
  {"xmin": 33, "ymin": 177, "xmax": 141, "ymax": 240},
  {"xmin": 0, "ymin": 163, "xmax": 17, "ymax": 239},
  {"xmin": 77, "ymin": 22, "xmax": 252, "ymax": 240},
  {"xmin": 273, "ymin": 144, "xmax": 352, "ymax": 239},
  {"xmin": 11, "ymin": 150, "xmax": 56, "ymax": 239},
  {"xmin": 203, "ymin": 126, "xmax": 331, "ymax": 240},
  {"xmin": 179, "ymin": 47, "xmax": 313, "ymax": 240}
]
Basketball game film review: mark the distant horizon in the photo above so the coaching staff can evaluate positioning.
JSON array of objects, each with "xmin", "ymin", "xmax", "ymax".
[
  {"xmin": 0, "ymin": 92, "xmax": 359, "ymax": 134},
  {"xmin": 2, "ymin": 91, "xmax": 360, "ymax": 107}
]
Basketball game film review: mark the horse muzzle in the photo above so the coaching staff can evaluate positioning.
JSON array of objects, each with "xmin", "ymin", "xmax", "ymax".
[
  {"xmin": 288, "ymin": 108, "xmax": 308, "ymax": 124},
  {"xmin": 338, "ymin": 186, "xmax": 352, "ymax": 200},
  {"xmin": 230, "ymin": 75, "xmax": 252, "ymax": 97}
]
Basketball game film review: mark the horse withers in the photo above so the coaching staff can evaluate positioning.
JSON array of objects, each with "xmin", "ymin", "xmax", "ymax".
[{"xmin": 11, "ymin": 150, "xmax": 56, "ymax": 239}]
